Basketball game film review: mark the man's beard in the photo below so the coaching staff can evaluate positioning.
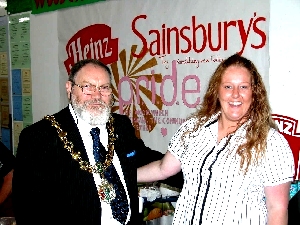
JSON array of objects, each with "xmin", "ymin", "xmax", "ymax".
[{"xmin": 71, "ymin": 95, "xmax": 111, "ymax": 126}]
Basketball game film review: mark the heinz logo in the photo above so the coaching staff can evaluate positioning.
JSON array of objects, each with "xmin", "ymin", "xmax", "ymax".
[
  {"xmin": 64, "ymin": 24, "xmax": 119, "ymax": 74},
  {"xmin": 272, "ymin": 114, "xmax": 300, "ymax": 137}
]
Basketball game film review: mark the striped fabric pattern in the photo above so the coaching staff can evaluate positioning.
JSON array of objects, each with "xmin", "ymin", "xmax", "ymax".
[{"xmin": 168, "ymin": 115, "xmax": 294, "ymax": 225}]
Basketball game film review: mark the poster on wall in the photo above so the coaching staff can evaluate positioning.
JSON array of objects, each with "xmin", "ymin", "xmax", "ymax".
[
  {"xmin": 0, "ymin": 16, "xmax": 11, "ymax": 149},
  {"xmin": 56, "ymin": 0, "xmax": 270, "ymax": 152},
  {"xmin": 9, "ymin": 12, "xmax": 32, "ymax": 153}
]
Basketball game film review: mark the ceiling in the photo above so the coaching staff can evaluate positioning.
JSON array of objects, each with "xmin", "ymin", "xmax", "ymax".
[
  {"xmin": 0, "ymin": 0, "xmax": 6, "ymax": 16},
  {"xmin": 0, "ymin": 0, "xmax": 6, "ymax": 8}
]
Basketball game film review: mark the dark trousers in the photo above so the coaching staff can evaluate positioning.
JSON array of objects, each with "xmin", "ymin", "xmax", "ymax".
[
  {"xmin": 0, "ymin": 194, "xmax": 14, "ymax": 217},
  {"xmin": 288, "ymin": 191, "xmax": 300, "ymax": 225}
]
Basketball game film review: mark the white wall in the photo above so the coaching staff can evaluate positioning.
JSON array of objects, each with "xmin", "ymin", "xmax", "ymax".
[
  {"xmin": 270, "ymin": 0, "xmax": 300, "ymax": 132},
  {"xmin": 30, "ymin": 11, "xmax": 63, "ymax": 122},
  {"xmin": 0, "ymin": 8, "xmax": 6, "ymax": 17}
]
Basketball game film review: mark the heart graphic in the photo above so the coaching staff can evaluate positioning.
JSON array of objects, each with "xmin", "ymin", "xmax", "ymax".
[{"xmin": 161, "ymin": 128, "xmax": 167, "ymax": 137}]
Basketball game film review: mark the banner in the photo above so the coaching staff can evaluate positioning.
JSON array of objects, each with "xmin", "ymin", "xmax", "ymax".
[
  {"xmin": 32, "ymin": 0, "xmax": 104, "ymax": 14},
  {"xmin": 57, "ymin": 0, "xmax": 270, "ymax": 151},
  {"xmin": 272, "ymin": 114, "xmax": 300, "ymax": 181}
]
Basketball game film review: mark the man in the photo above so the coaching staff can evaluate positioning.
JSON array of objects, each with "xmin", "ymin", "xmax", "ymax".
[{"xmin": 12, "ymin": 59, "xmax": 161, "ymax": 225}]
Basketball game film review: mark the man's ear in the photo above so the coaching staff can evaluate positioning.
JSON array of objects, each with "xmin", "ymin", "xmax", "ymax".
[{"xmin": 66, "ymin": 81, "xmax": 72, "ymax": 100}]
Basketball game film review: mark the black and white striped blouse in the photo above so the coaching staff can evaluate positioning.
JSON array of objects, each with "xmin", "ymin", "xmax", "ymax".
[{"xmin": 168, "ymin": 115, "xmax": 294, "ymax": 225}]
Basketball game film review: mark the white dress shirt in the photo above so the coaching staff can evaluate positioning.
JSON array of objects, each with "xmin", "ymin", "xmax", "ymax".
[{"xmin": 69, "ymin": 105, "xmax": 131, "ymax": 225}]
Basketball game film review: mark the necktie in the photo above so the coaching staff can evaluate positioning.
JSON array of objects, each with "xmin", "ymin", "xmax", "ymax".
[{"xmin": 90, "ymin": 127, "xmax": 129, "ymax": 224}]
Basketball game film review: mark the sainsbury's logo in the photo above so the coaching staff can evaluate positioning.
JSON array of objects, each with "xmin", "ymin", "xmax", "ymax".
[{"xmin": 63, "ymin": 24, "xmax": 119, "ymax": 74}]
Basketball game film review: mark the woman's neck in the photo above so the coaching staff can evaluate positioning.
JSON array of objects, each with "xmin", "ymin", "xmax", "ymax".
[{"xmin": 217, "ymin": 117, "xmax": 239, "ymax": 142}]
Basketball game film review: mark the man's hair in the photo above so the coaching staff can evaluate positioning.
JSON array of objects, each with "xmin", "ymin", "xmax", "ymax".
[
  {"xmin": 186, "ymin": 53, "xmax": 276, "ymax": 173},
  {"xmin": 68, "ymin": 59, "xmax": 112, "ymax": 83}
]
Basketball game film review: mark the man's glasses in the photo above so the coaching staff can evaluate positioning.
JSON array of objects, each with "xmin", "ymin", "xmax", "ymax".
[{"xmin": 72, "ymin": 82, "xmax": 113, "ymax": 96}]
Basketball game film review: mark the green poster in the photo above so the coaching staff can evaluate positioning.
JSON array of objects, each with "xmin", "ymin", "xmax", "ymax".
[
  {"xmin": 31, "ymin": 0, "xmax": 105, "ymax": 14},
  {"xmin": 9, "ymin": 13, "xmax": 31, "ymax": 69},
  {"xmin": 7, "ymin": 0, "xmax": 32, "ymax": 15}
]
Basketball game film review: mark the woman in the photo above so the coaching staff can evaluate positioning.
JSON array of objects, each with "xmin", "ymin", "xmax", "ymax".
[{"xmin": 137, "ymin": 54, "xmax": 294, "ymax": 225}]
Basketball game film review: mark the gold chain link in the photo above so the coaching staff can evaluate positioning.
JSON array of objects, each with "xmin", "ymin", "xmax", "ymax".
[{"xmin": 44, "ymin": 115, "xmax": 116, "ymax": 176}]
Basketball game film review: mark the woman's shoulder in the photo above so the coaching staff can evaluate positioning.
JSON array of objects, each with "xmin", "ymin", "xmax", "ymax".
[
  {"xmin": 176, "ymin": 116, "xmax": 199, "ymax": 132},
  {"xmin": 267, "ymin": 128, "xmax": 287, "ymax": 143},
  {"xmin": 266, "ymin": 128, "xmax": 293, "ymax": 156}
]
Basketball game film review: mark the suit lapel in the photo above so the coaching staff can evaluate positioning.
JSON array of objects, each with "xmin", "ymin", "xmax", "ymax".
[
  {"xmin": 109, "ymin": 114, "xmax": 135, "ymax": 189},
  {"xmin": 109, "ymin": 114, "xmax": 127, "ymax": 164},
  {"xmin": 53, "ymin": 107, "xmax": 89, "ymax": 162}
]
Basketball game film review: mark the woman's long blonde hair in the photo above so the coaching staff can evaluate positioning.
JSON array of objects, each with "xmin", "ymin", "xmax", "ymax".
[{"xmin": 187, "ymin": 54, "xmax": 277, "ymax": 173}]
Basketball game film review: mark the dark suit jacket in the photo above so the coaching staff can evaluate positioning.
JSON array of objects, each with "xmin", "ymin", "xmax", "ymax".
[{"xmin": 12, "ymin": 107, "xmax": 158, "ymax": 225}]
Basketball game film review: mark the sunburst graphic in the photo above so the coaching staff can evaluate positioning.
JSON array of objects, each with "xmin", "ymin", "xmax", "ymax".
[{"xmin": 109, "ymin": 45, "xmax": 163, "ymax": 138}]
